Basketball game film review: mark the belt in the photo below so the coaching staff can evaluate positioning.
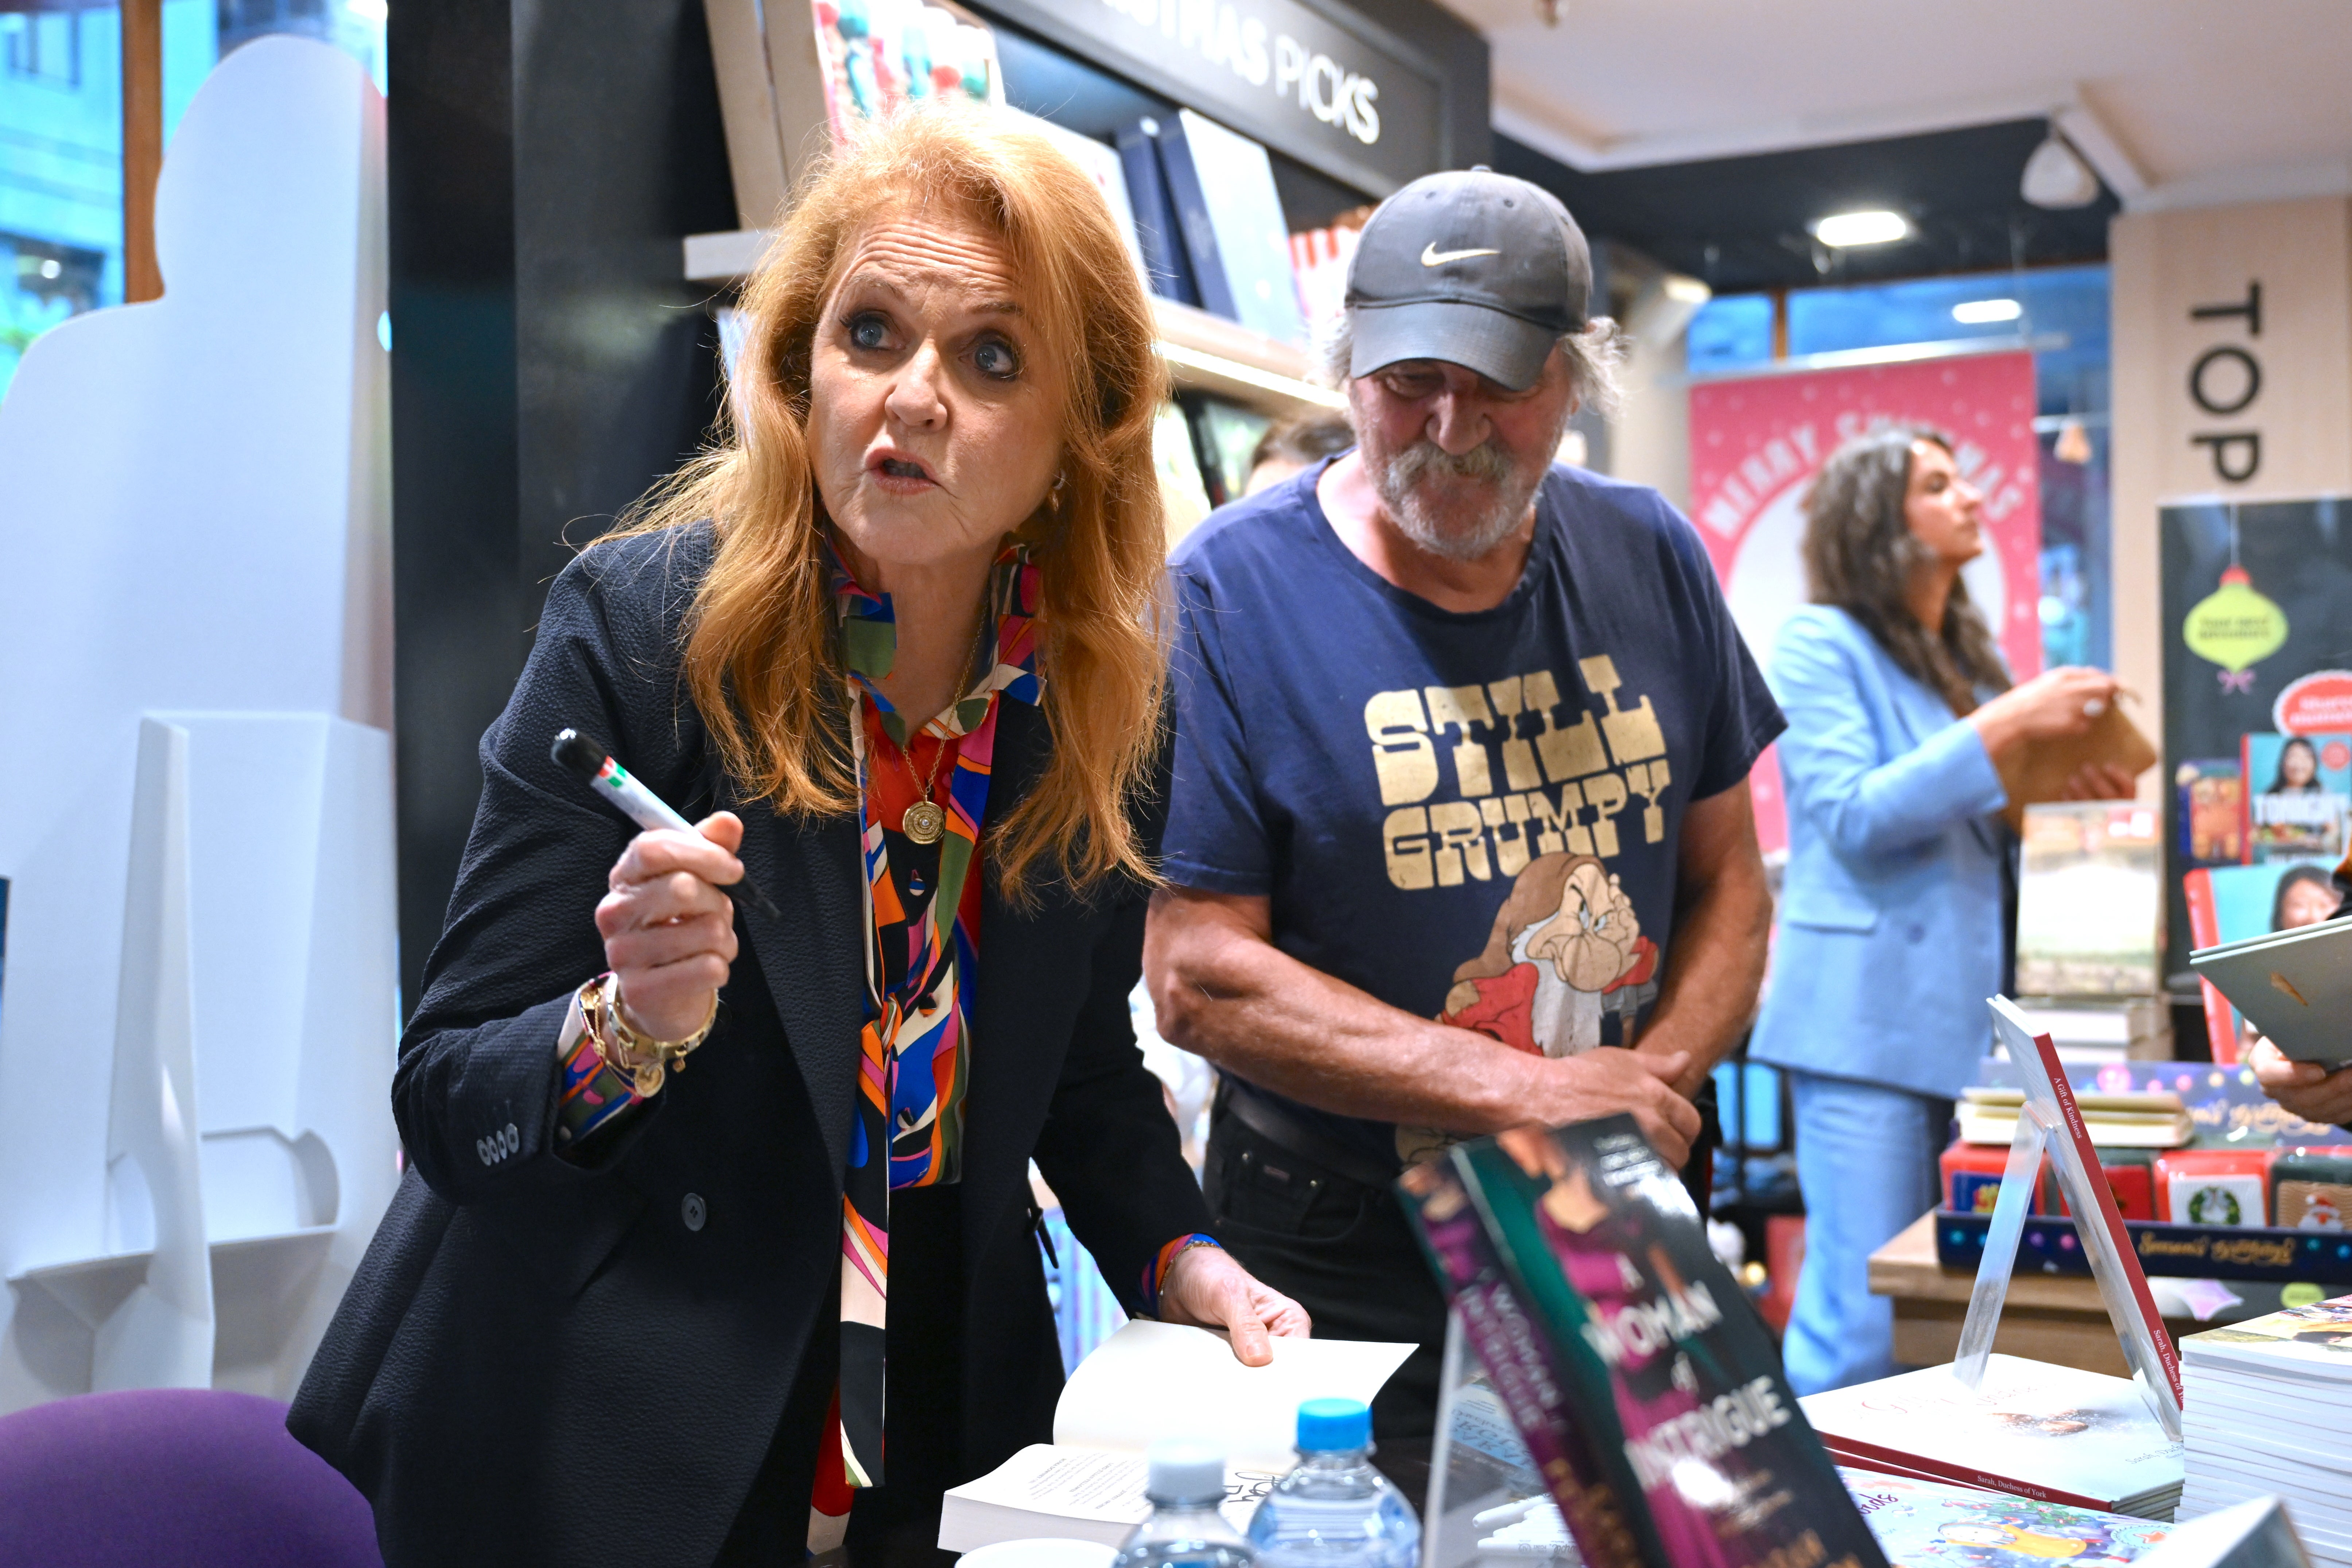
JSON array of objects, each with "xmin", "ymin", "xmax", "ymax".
[{"xmin": 1216, "ymin": 1079, "xmax": 1403, "ymax": 1192}]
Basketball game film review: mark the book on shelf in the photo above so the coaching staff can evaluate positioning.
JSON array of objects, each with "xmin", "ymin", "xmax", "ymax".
[
  {"xmin": 1004, "ymin": 109, "xmax": 1147, "ymax": 288},
  {"xmin": 1402, "ymin": 1115, "xmax": 1889, "ymax": 1568},
  {"xmin": 1152, "ymin": 109, "xmax": 1309, "ymax": 348},
  {"xmin": 703, "ymin": 0, "xmax": 1002, "ymax": 231},
  {"xmin": 1115, "ymin": 117, "xmax": 1198, "ymax": 307},
  {"xmin": 1179, "ymin": 394, "xmax": 1271, "ymax": 509},
  {"xmin": 2178, "ymin": 757, "xmax": 2246, "ymax": 866},
  {"xmin": 1957, "ymin": 1086, "xmax": 2192, "ymax": 1149},
  {"xmin": 1798, "ymin": 1354, "xmax": 2184, "ymax": 1518},
  {"xmin": 2242, "ymin": 732, "xmax": 2352, "ymax": 865},
  {"xmin": 936, "ymin": 1320, "xmax": 1412, "ymax": 1554},
  {"xmin": 1152, "ymin": 401, "xmax": 1212, "ymax": 545}
]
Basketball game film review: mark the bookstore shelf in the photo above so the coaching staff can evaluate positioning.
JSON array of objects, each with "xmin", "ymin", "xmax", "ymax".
[{"xmin": 683, "ymin": 229, "xmax": 1342, "ymax": 418}]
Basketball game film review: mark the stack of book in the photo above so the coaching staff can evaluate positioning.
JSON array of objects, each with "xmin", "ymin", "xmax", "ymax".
[
  {"xmin": 1958, "ymin": 1086, "xmax": 2192, "ymax": 1148},
  {"xmin": 2180, "ymin": 1296, "xmax": 2352, "ymax": 1568},
  {"xmin": 1800, "ymin": 1355, "xmax": 2185, "ymax": 1520}
]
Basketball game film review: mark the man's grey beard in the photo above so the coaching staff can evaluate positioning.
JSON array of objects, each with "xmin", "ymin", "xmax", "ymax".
[{"xmin": 1364, "ymin": 424, "xmax": 1563, "ymax": 564}]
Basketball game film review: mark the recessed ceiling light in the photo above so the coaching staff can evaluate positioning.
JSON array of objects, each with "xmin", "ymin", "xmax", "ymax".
[
  {"xmin": 1953, "ymin": 298, "xmax": 2022, "ymax": 325},
  {"xmin": 1812, "ymin": 210, "xmax": 1910, "ymax": 248}
]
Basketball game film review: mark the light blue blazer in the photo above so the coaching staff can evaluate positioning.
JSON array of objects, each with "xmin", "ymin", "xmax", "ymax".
[{"xmin": 1747, "ymin": 605, "xmax": 2011, "ymax": 1099}]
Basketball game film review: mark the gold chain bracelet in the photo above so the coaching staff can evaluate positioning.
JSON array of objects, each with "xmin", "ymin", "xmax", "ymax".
[{"xmin": 577, "ymin": 973, "xmax": 717, "ymax": 1099}]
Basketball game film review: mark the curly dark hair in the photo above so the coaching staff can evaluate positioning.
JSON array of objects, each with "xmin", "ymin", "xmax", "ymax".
[{"xmin": 1800, "ymin": 425, "xmax": 2012, "ymax": 715}]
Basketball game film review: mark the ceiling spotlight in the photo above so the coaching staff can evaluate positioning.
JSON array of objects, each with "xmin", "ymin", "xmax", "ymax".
[
  {"xmin": 1952, "ymin": 298, "xmax": 2022, "ymax": 325},
  {"xmin": 2022, "ymin": 128, "xmax": 2100, "ymax": 209},
  {"xmin": 1812, "ymin": 210, "xmax": 1910, "ymax": 248}
]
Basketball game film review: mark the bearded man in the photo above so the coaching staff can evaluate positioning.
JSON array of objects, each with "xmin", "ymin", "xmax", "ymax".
[{"xmin": 1145, "ymin": 169, "xmax": 1786, "ymax": 1439}]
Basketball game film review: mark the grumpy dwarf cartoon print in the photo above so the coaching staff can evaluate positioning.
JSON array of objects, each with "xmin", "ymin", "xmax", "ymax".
[
  {"xmin": 1440, "ymin": 852, "xmax": 1658, "ymax": 1059},
  {"xmin": 1395, "ymin": 854, "xmax": 1664, "ymax": 1165}
]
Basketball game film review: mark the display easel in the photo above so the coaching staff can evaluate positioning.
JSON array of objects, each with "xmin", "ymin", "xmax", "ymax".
[{"xmin": 1957, "ymin": 997, "xmax": 2186, "ymax": 1439}]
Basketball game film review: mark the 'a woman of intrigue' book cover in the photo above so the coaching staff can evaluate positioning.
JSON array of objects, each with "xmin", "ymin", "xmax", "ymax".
[{"xmin": 1448, "ymin": 1117, "xmax": 1888, "ymax": 1568}]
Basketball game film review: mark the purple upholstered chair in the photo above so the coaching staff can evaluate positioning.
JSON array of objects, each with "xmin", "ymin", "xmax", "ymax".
[{"xmin": 0, "ymin": 1388, "xmax": 380, "ymax": 1566}]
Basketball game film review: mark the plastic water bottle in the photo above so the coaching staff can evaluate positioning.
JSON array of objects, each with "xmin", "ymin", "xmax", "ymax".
[
  {"xmin": 1112, "ymin": 1437, "xmax": 1260, "ymax": 1568},
  {"xmin": 1245, "ymin": 1398, "xmax": 1419, "ymax": 1567}
]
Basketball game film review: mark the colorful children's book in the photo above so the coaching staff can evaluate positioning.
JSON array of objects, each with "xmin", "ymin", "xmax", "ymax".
[{"xmin": 1838, "ymin": 1467, "xmax": 2176, "ymax": 1567}]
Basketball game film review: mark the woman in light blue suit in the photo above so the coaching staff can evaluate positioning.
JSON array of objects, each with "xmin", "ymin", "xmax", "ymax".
[{"xmin": 1749, "ymin": 427, "xmax": 2131, "ymax": 1393}]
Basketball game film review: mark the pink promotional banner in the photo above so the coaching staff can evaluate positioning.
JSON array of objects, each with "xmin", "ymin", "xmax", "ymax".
[{"xmin": 1688, "ymin": 351, "xmax": 2044, "ymax": 853}]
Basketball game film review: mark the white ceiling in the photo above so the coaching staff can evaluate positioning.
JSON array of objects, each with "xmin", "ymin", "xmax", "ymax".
[{"xmin": 1446, "ymin": 0, "xmax": 2352, "ymax": 210}]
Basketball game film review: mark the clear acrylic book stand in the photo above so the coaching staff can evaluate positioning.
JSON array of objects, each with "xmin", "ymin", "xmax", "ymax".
[{"xmin": 1959, "ymin": 996, "xmax": 2184, "ymax": 1439}]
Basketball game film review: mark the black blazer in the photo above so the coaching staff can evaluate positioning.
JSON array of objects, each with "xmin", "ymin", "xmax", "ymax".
[{"xmin": 290, "ymin": 526, "xmax": 1210, "ymax": 1566}]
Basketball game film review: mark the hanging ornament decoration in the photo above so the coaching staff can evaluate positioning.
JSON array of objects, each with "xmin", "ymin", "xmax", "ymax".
[
  {"xmin": 2053, "ymin": 416, "xmax": 2093, "ymax": 465},
  {"xmin": 2185, "ymin": 567, "xmax": 2288, "ymax": 690},
  {"xmin": 2184, "ymin": 508, "xmax": 2288, "ymax": 692}
]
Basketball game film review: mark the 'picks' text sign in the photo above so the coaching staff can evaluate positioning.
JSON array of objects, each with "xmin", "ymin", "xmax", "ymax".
[
  {"xmin": 1688, "ymin": 353, "xmax": 2045, "ymax": 853},
  {"xmin": 981, "ymin": 0, "xmax": 1441, "ymax": 194}
]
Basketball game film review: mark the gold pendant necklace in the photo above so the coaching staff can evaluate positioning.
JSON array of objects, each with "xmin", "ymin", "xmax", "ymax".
[{"xmin": 901, "ymin": 733, "xmax": 950, "ymax": 845}]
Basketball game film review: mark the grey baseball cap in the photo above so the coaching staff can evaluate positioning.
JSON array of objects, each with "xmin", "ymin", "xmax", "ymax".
[{"xmin": 1345, "ymin": 168, "xmax": 1593, "ymax": 391}]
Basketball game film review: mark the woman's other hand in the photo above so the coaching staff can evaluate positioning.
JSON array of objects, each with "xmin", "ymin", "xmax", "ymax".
[
  {"xmin": 1969, "ymin": 666, "xmax": 2120, "ymax": 762},
  {"xmin": 2250, "ymin": 1035, "xmax": 2352, "ymax": 1128},
  {"xmin": 2059, "ymin": 761, "xmax": 2140, "ymax": 800},
  {"xmin": 596, "ymin": 812, "xmax": 746, "ymax": 1040},
  {"xmin": 1157, "ymin": 1246, "xmax": 1312, "ymax": 1367}
]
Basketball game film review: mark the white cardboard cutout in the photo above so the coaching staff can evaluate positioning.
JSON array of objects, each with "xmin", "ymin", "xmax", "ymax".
[{"xmin": 0, "ymin": 35, "xmax": 394, "ymax": 1409}]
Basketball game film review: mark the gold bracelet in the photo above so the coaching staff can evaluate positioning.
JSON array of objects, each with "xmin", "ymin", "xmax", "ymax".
[{"xmin": 591, "ymin": 972, "xmax": 717, "ymax": 1099}]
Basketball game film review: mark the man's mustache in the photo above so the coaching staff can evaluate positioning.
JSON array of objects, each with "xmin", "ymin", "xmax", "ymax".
[{"xmin": 1387, "ymin": 439, "xmax": 1513, "ymax": 485}]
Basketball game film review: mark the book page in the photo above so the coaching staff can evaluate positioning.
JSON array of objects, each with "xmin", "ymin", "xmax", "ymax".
[{"xmin": 1053, "ymin": 1320, "xmax": 1414, "ymax": 1472}]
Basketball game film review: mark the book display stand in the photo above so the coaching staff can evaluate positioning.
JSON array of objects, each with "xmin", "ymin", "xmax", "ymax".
[
  {"xmin": 1957, "ymin": 997, "xmax": 2187, "ymax": 1439},
  {"xmin": 1421, "ymin": 1310, "xmax": 1556, "ymax": 1567}
]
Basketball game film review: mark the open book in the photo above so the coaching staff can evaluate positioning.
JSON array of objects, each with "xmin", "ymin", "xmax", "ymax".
[{"xmin": 937, "ymin": 1321, "xmax": 1414, "ymax": 1553}]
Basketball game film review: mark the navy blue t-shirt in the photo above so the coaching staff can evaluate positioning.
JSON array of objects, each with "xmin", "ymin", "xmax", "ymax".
[{"xmin": 1164, "ymin": 459, "xmax": 1785, "ymax": 1168}]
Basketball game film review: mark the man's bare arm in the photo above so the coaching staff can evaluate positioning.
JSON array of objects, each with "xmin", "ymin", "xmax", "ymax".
[
  {"xmin": 1144, "ymin": 889, "xmax": 1701, "ymax": 1165},
  {"xmin": 1634, "ymin": 778, "xmax": 1774, "ymax": 1096}
]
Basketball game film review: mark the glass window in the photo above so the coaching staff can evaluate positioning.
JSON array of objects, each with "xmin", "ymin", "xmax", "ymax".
[
  {"xmin": 0, "ymin": 0, "xmax": 382, "ymax": 402},
  {"xmin": 1685, "ymin": 291, "xmax": 1773, "ymax": 375}
]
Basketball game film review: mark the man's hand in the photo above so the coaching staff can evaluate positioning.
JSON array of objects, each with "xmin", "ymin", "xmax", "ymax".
[
  {"xmin": 1530, "ymin": 1048, "xmax": 1698, "ymax": 1167},
  {"xmin": 2251, "ymin": 1036, "xmax": 2352, "ymax": 1128},
  {"xmin": 1156, "ymin": 1246, "xmax": 1312, "ymax": 1366}
]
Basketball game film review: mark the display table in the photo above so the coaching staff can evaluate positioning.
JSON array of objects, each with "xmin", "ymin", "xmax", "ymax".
[{"xmin": 1865, "ymin": 1212, "xmax": 2279, "ymax": 1376}]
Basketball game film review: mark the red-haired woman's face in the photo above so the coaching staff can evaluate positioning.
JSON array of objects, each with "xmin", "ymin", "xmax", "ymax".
[
  {"xmin": 807, "ymin": 210, "xmax": 1067, "ymax": 582},
  {"xmin": 1903, "ymin": 439, "xmax": 1985, "ymax": 569}
]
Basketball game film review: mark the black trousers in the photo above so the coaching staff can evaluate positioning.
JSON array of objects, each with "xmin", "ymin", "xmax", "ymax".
[
  {"xmin": 1202, "ymin": 1080, "xmax": 1721, "ymax": 1442},
  {"xmin": 716, "ymin": 1185, "xmax": 965, "ymax": 1568}
]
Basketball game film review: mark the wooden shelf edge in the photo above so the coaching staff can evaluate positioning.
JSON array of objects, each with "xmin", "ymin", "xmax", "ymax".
[{"xmin": 681, "ymin": 230, "xmax": 1342, "ymax": 417}]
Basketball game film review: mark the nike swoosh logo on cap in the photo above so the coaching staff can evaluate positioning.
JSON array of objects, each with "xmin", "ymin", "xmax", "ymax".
[{"xmin": 1421, "ymin": 242, "xmax": 1501, "ymax": 267}]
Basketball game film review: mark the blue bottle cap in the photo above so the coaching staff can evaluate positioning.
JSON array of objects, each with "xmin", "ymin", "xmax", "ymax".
[
  {"xmin": 1144, "ymin": 1437, "xmax": 1227, "ymax": 1505},
  {"xmin": 1295, "ymin": 1397, "xmax": 1371, "ymax": 1453}
]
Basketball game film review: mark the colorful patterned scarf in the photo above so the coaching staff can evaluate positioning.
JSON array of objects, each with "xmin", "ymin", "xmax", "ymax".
[{"xmin": 820, "ymin": 541, "xmax": 1043, "ymax": 1536}]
